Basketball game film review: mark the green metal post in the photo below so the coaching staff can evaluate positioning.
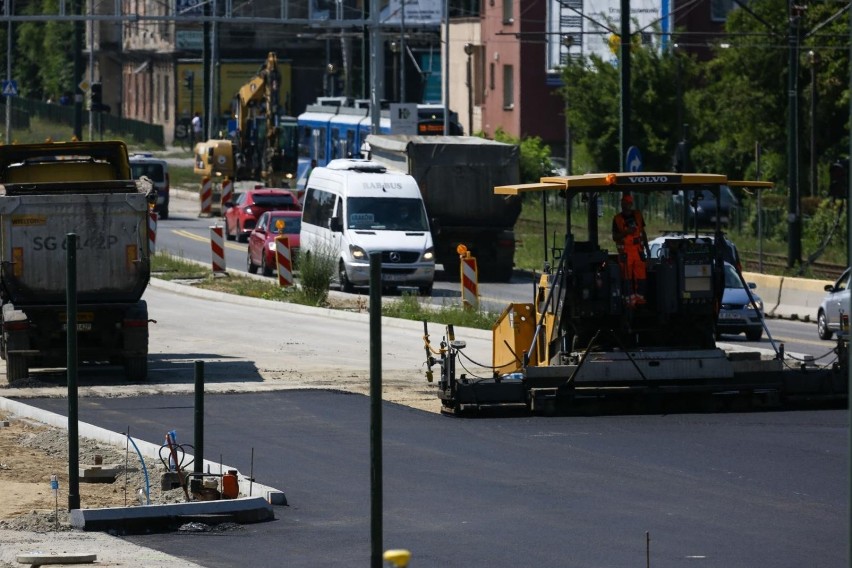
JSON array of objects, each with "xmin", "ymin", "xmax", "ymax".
[
  {"xmin": 66, "ymin": 233, "xmax": 80, "ymax": 510},
  {"xmin": 193, "ymin": 360, "xmax": 204, "ymax": 493},
  {"xmin": 369, "ymin": 252, "xmax": 382, "ymax": 568}
]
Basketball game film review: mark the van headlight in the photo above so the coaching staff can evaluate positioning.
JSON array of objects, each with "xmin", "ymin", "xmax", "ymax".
[
  {"xmin": 349, "ymin": 245, "xmax": 368, "ymax": 260},
  {"xmin": 423, "ymin": 247, "xmax": 434, "ymax": 261}
]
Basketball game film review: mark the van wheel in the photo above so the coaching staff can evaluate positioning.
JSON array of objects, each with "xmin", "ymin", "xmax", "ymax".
[
  {"xmin": 225, "ymin": 220, "xmax": 235, "ymax": 241},
  {"xmin": 339, "ymin": 261, "xmax": 355, "ymax": 293},
  {"xmin": 247, "ymin": 250, "xmax": 258, "ymax": 274},
  {"xmin": 418, "ymin": 284, "xmax": 433, "ymax": 296}
]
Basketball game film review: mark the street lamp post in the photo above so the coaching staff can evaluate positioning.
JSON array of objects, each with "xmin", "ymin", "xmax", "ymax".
[{"xmin": 809, "ymin": 50, "xmax": 818, "ymax": 198}]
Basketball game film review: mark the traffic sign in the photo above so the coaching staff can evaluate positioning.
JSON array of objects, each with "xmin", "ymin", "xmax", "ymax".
[
  {"xmin": 78, "ymin": 80, "xmax": 91, "ymax": 93},
  {"xmin": 626, "ymin": 146, "xmax": 643, "ymax": 172},
  {"xmin": 1, "ymin": 80, "xmax": 18, "ymax": 97}
]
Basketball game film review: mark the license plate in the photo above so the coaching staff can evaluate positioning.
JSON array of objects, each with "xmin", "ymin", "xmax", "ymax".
[
  {"xmin": 382, "ymin": 273, "xmax": 405, "ymax": 282},
  {"xmin": 718, "ymin": 312, "xmax": 736, "ymax": 319},
  {"xmin": 62, "ymin": 323, "xmax": 92, "ymax": 331}
]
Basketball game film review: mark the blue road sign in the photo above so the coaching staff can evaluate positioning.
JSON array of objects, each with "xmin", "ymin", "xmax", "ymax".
[
  {"xmin": 626, "ymin": 146, "xmax": 642, "ymax": 172},
  {"xmin": 2, "ymin": 80, "xmax": 18, "ymax": 97}
]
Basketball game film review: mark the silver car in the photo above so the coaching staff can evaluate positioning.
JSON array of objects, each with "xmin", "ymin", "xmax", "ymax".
[{"xmin": 817, "ymin": 267, "xmax": 851, "ymax": 340}]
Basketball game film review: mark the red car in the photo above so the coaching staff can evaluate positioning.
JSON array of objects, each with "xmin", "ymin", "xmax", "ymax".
[
  {"xmin": 223, "ymin": 187, "xmax": 300, "ymax": 242},
  {"xmin": 247, "ymin": 210, "xmax": 302, "ymax": 276}
]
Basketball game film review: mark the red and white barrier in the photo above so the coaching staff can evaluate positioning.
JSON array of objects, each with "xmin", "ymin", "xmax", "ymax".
[
  {"xmin": 199, "ymin": 176, "xmax": 213, "ymax": 216},
  {"xmin": 221, "ymin": 177, "xmax": 234, "ymax": 209},
  {"xmin": 460, "ymin": 254, "xmax": 479, "ymax": 310},
  {"xmin": 210, "ymin": 225, "xmax": 226, "ymax": 273},
  {"xmin": 147, "ymin": 211, "xmax": 158, "ymax": 255},
  {"xmin": 275, "ymin": 235, "xmax": 293, "ymax": 287}
]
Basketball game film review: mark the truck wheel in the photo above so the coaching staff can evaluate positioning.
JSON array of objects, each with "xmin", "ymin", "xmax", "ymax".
[
  {"xmin": 339, "ymin": 261, "xmax": 355, "ymax": 293},
  {"xmin": 247, "ymin": 250, "xmax": 258, "ymax": 274},
  {"xmin": 6, "ymin": 355, "xmax": 27, "ymax": 383},
  {"xmin": 125, "ymin": 357, "xmax": 148, "ymax": 382}
]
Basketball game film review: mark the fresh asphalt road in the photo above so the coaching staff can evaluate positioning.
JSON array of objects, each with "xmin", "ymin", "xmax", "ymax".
[{"xmin": 19, "ymin": 392, "xmax": 847, "ymax": 568}]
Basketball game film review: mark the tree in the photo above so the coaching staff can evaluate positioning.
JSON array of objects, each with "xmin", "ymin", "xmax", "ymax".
[
  {"xmin": 14, "ymin": 0, "xmax": 73, "ymax": 100},
  {"xmin": 491, "ymin": 127, "xmax": 553, "ymax": 183}
]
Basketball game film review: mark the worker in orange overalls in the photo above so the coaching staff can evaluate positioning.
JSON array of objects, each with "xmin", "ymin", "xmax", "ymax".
[{"xmin": 612, "ymin": 193, "xmax": 651, "ymax": 306}]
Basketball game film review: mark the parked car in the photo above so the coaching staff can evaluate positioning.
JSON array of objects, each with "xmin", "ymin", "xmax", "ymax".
[
  {"xmin": 717, "ymin": 261, "xmax": 764, "ymax": 341},
  {"xmin": 129, "ymin": 153, "xmax": 170, "ymax": 219},
  {"xmin": 817, "ymin": 267, "xmax": 851, "ymax": 340},
  {"xmin": 648, "ymin": 232, "xmax": 743, "ymax": 272},
  {"xmin": 672, "ymin": 185, "xmax": 739, "ymax": 228},
  {"xmin": 247, "ymin": 211, "xmax": 302, "ymax": 276},
  {"xmin": 223, "ymin": 187, "xmax": 300, "ymax": 242}
]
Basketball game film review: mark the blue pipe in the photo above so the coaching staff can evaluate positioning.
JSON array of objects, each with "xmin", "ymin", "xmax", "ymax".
[{"xmin": 124, "ymin": 434, "xmax": 150, "ymax": 505}]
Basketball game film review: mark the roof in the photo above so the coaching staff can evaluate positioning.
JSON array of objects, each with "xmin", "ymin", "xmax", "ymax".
[{"xmin": 494, "ymin": 172, "xmax": 774, "ymax": 196}]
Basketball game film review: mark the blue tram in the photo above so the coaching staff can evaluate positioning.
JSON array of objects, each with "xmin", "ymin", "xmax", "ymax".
[{"xmin": 295, "ymin": 100, "xmax": 462, "ymax": 191}]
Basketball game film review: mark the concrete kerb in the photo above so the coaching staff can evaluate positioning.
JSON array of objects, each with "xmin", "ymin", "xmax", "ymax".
[
  {"xmin": 0, "ymin": 397, "xmax": 284, "ymax": 530},
  {"xmin": 743, "ymin": 271, "xmax": 833, "ymax": 322}
]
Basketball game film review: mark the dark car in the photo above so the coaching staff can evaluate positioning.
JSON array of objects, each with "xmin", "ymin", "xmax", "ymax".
[
  {"xmin": 223, "ymin": 187, "xmax": 300, "ymax": 242},
  {"xmin": 247, "ymin": 211, "xmax": 302, "ymax": 276},
  {"xmin": 716, "ymin": 262, "xmax": 764, "ymax": 341},
  {"xmin": 817, "ymin": 267, "xmax": 851, "ymax": 340},
  {"xmin": 129, "ymin": 153, "xmax": 170, "ymax": 219},
  {"xmin": 672, "ymin": 185, "xmax": 739, "ymax": 228}
]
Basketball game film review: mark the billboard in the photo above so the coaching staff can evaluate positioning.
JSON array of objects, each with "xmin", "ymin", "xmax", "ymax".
[{"xmin": 546, "ymin": 0, "xmax": 668, "ymax": 72}]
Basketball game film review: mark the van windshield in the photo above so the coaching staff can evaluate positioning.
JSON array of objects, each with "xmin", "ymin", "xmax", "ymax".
[{"xmin": 346, "ymin": 197, "xmax": 429, "ymax": 231}]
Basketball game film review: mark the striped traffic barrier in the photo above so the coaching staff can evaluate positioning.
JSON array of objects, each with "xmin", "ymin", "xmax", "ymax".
[
  {"xmin": 147, "ymin": 210, "xmax": 157, "ymax": 255},
  {"xmin": 275, "ymin": 235, "xmax": 293, "ymax": 287},
  {"xmin": 210, "ymin": 225, "xmax": 226, "ymax": 274},
  {"xmin": 221, "ymin": 177, "xmax": 234, "ymax": 209},
  {"xmin": 457, "ymin": 244, "xmax": 479, "ymax": 310},
  {"xmin": 199, "ymin": 176, "xmax": 213, "ymax": 217}
]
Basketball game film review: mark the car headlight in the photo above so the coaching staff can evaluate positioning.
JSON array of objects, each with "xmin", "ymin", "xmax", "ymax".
[
  {"xmin": 349, "ymin": 245, "xmax": 368, "ymax": 260},
  {"xmin": 267, "ymin": 242, "xmax": 276, "ymax": 250},
  {"xmin": 423, "ymin": 247, "xmax": 434, "ymax": 261},
  {"xmin": 244, "ymin": 207, "xmax": 253, "ymax": 215},
  {"xmin": 747, "ymin": 299, "xmax": 763, "ymax": 311}
]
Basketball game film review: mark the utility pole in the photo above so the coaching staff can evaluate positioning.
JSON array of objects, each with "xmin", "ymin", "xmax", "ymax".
[
  {"xmin": 786, "ymin": 3, "xmax": 802, "ymax": 268},
  {"xmin": 619, "ymin": 0, "xmax": 631, "ymax": 170},
  {"xmin": 72, "ymin": 0, "xmax": 83, "ymax": 140},
  {"xmin": 4, "ymin": 0, "xmax": 12, "ymax": 145},
  {"xmin": 202, "ymin": 1, "xmax": 211, "ymax": 141}
]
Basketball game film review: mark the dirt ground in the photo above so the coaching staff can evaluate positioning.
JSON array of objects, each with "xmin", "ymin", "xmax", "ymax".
[{"xmin": 0, "ymin": 409, "xmax": 186, "ymax": 531}]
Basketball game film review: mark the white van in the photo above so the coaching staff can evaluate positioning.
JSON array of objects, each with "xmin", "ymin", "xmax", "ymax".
[{"xmin": 300, "ymin": 159, "xmax": 435, "ymax": 294}]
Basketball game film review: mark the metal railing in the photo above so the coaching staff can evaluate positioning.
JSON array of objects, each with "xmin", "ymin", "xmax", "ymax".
[{"xmin": 1, "ymin": 97, "xmax": 164, "ymax": 147}]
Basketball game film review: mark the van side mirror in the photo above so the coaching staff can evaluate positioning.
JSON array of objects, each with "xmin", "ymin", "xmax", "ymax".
[{"xmin": 330, "ymin": 216, "xmax": 343, "ymax": 233}]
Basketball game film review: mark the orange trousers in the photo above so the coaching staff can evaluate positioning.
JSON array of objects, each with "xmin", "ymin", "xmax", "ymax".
[{"xmin": 619, "ymin": 246, "xmax": 646, "ymax": 296}]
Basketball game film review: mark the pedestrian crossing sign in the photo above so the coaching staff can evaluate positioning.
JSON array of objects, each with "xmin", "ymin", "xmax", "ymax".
[{"xmin": 1, "ymin": 80, "xmax": 18, "ymax": 97}]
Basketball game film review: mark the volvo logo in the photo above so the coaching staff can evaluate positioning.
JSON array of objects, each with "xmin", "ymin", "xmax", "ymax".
[{"xmin": 389, "ymin": 252, "xmax": 401, "ymax": 262}]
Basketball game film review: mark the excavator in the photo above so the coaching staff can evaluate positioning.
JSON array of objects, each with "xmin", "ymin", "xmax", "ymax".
[
  {"xmin": 423, "ymin": 171, "xmax": 848, "ymax": 415},
  {"xmin": 230, "ymin": 51, "xmax": 298, "ymax": 187}
]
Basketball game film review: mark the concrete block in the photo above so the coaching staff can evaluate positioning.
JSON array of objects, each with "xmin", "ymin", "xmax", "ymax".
[
  {"xmin": 160, "ymin": 471, "xmax": 183, "ymax": 491},
  {"xmin": 79, "ymin": 464, "xmax": 121, "ymax": 483},
  {"xmin": 16, "ymin": 552, "xmax": 96, "ymax": 565}
]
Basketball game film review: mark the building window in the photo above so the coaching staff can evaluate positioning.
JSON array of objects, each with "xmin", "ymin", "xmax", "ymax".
[
  {"xmin": 489, "ymin": 62, "xmax": 495, "ymax": 91},
  {"xmin": 711, "ymin": 0, "xmax": 735, "ymax": 22},
  {"xmin": 164, "ymin": 75, "xmax": 169, "ymax": 121},
  {"xmin": 502, "ymin": 0, "xmax": 513, "ymax": 23},
  {"xmin": 502, "ymin": 64, "xmax": 514, "ymax": 109}
]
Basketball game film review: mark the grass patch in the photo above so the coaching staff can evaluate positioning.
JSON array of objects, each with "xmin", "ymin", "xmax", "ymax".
[{"xmin": 151, "ymin": 252, "xmax": 498, "ymax": 330}]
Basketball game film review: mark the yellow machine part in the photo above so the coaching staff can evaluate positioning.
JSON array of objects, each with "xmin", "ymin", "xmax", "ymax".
[
  {"xmin": 492, "ymin": 302, "xmax": 555, "ymax": 374},
  {"xmin": 194, "ymin": 139, "xmax": 235, "ymax": 177}
]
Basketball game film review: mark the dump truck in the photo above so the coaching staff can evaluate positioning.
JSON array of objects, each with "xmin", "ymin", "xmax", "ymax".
[
  {"xmin": 366, "ymin": 135, "xmax": 522, "ymax": 282},
  {"xmin": 424, "ymin": 171, "xmax": 848, "ymax": 415},
  {"xmin": 0, "ymin": 141, "xmax": 155, "ymax": 382}
]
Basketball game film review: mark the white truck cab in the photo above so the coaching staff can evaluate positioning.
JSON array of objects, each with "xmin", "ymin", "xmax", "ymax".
[{"xmin": 300, "ymin": 159, "xmax": 435, "ymax": 294}]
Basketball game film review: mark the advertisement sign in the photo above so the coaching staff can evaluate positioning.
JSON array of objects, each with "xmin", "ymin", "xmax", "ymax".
[{"xmin": 380, "ymin": 0, "xmax": 443, "ymax": 25}]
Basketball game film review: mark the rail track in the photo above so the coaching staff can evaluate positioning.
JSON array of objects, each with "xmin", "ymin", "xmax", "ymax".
[{"xmin": 740, "ymin": 251, "xmax": 846, "ymax": 281}]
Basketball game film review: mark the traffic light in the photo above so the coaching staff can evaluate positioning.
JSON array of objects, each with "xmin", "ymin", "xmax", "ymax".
[
  {"xmin": 828, "ymin": 159, "xmax": 848, "ymax": 200},
  {"xmin": 184, "ymin": 71, "xmax": 194, "ymax": 91},
  {"xmin": 90, "ymin": 82, "xmax": 108, "ymax": 112}
]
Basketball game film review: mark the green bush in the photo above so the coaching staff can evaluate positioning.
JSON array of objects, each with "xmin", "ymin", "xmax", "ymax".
[{"xmin": 297, "ymin": 245, "xmax": 336, "ymax": 305}]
